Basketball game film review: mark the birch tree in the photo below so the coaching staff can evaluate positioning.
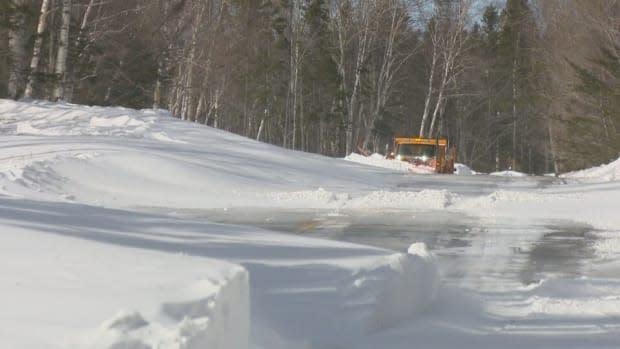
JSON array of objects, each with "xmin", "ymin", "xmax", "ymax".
[
  {"xmin": 63, "ymin": 0, "xmax": 97, "ymax": 101},
  {"xmin": 331, "ymin": 0, "xmax": 375, "ymax": 155},
  {"xmin": 419, "ymin": 0, "xmax": 471, "ymax": 138},
  {"xmin": 166, "ymin": 0, "xmax": 231, "ymax": 126},
  {"xmin": 7, "ymin": 0, "xmax": 30, "ymax": 99},
  {"xmin": 362, "ymin": 0, "xmax": 412, "ymax": 150},
  {"xmin": 53, "ymin": 0, "xmax": 72, "ymax": 100},
  {"xmin": 283, "ymin": 0, "xmax": 298, "ymax": 148},
  {"xmin": 24, "ymin": 0, "xmax": 51, "ymax": 98},
  {"xmin": 418, "ymin": 17, "xmax": 439, "ymax": 137}
]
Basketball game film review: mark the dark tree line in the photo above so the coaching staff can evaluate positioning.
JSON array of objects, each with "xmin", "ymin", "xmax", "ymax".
[{"xmin": 1, "ymin": 0, "xmax": 619, "ymax": 173}]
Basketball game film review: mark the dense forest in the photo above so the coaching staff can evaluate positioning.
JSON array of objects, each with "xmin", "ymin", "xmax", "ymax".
[{"xmin": 1, "ymin": 0, "xmax": 618, "ymax": 174}]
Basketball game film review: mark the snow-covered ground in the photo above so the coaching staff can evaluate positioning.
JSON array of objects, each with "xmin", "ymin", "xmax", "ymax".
[{"xmin": 1, "ymin": 99, "xmax": 620, "ymax": 349}]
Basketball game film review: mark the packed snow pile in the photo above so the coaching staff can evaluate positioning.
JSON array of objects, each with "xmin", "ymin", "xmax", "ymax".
[
  {"xmin": 264, "ymin": 188, "xmax": 455, "ymax": 210},
  {"xmin": 345, "ymin": 152, "xmax": 411, "ymax": 172},
  {"xmin": 344, "ymin": 152, "xmax": 436, "ymax": 174},
  {"xmin": 490, "ymin": 170, "xmax": 528, "ymax": 177},
  {"xmin": 88, "ymin": 266, "xmax": 249, "ymax": 349},
  {"xmin": 454, "ymin": 163, "xmax": 475, "ymax": 175},
  {"xmin": 346, "ymin": 189, "xmax": 456, "ymax": 210},
  {"xmin": 346, "ymin": 243, "xmax": 440, "ymax": 332},
  {"xmin": 561, "ymin": 156, "xmax": 620, "ymax": 183}
]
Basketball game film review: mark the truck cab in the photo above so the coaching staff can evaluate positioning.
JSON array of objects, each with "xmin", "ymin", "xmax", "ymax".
[{"xmin": 388, "ymin": 137, "xmax": 455, "ymax": 174}]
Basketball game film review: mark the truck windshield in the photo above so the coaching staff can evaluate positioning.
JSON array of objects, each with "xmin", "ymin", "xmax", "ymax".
[{"xmin": 396, "ymin": 144, "xmax": 436, "ymax": 158}]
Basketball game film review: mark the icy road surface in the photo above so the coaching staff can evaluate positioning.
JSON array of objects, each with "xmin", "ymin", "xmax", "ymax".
[
  {"xmin": 178, "ymin": 207, "xmax": 620, "ymax": 348},
  {"xmin": 178, "ymin": 208, "xmax": 599, "ymax": 287},
  {"xmin": 168, "ymin": 173, "xmax": 620, "ymax": 348},
  {"xmin": 166, "ymin": 173, "xmax": 598, "ymax": 288}
]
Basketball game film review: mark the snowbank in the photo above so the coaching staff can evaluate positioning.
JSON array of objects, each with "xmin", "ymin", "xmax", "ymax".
[
  {"xmin": 4, "ymin": 100, "xmax": 185, "ymax": 143},
  {"xmin": 345, "ymin": 153, "xmax": 411, "ymax": 172},
  {"xmin": 0, "ymin": 213, "xmax": 249, "ymax": 349},
  {"xmin": 344, "ymin": 152, "xmax": 437, "ymax": 174},
  {"xmin": 455, "ymin": 182, "xmax": 620, "ymax": 230},
  {"xmin": 561, "ymin": 157, "xmax": 620, "ymax": 183},
  {"xmin": 490, "ymin": 170, "xmax": 528, "ymax": 177},
  {"xmin": 454, "ymin": 163, "xmax": 475, "ymax": 175},
  {"xmin": 89, "ymin": 266, "xmax": 249, "ymax": 349},
  {"xmin": 263, "ymin": 188, "xmax": 455, "ymax": 210}
]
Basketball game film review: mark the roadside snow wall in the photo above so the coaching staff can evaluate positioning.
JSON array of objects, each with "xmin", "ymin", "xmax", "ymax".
[
  {"xmin": 347, "ymin": 243, "xmax": 440, "ymax": 332},
  {"xmin": 87, "ymin": 267, "xmax": 250, "ymax": 349},
  {"xmin": 0, "ymin": 218, "xmax": 250, "ymax": 349}
]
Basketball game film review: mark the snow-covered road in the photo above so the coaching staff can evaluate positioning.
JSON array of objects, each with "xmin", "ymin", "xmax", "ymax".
[{"xmin": 2, "ymin": 99, "xmax": 620, "ymax": 349}]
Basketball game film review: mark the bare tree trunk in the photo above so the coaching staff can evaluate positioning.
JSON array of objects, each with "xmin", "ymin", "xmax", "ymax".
[
  {"xmin": 104, "ymin": 60, "xmax": 122, "ymax": 104},
  {"xmin": 420, "ymin": 27, "xmax": 438, "ymax": 136},
  {"xmin": 284, "ymin": 0, "xmax": 302, "ymax": 149},
  {"xmin": 54, "ymin": 0, "xmax": 72, "ymax": 101},
  {"xmin": 8, "ymin": 0, "xmax": 29, "ymax": 99},
  {"xmin": 24, "ymin": 0, "xmax": 51, "ymax": 98},
  {"xmin": 428, "ymin": 51, "xmax": 455, "ymax": 138},
  {"xmin": 419, "ymin": 0, "xmax": 470, "ymax": 138},
  {"xmin": 181, "ymin": 31, "xmax": 199, "ymax": 121},
  {"xmin": 346, "ymin": 1, "xmax": 372, "ymax": 155},
  {"xmin": 256, "ymin": 117, "xmax": 265, "ymax": 141},
  {"xmin": 153, "ymin": 58, "xmax": 163, "ymax": 109},
  {"xmin": 547, "ymin": 120, "xmax": 559, "ymax": 174},
  {"xmin": 332, "ymin": 0, "xmax": 372, "ymax": 155},
  {"xmin": 299, "ymin": 73, "xmax": 305, "ymax": 151},
  {"xmin": 47, "ymin": 9, "xmax": 57, "ymax": 91},
  {"xmin": 428, "ymin": 58, "xmax": 449, "ymax": 138},
  {"xmin": 427, "ymin": 0, "xmax": 470, "ymax": 138},
  {"xmin": 291, "ymin": 19, "xmax": 301, "ymax": 149},
  {"xmin": 291, "ymin": 44, "xmax": 299, "ymax": 149},
  {"xmin": 195, "ymin": 93, "xmax": 206, "ymax": 123},
  {"xmin": 511, "ymin": 33, "xmax": 520, "ymax": 170},
  {"xmin": 495, "ymin": 111, "xmax": 500, "ymax": 171},
  {"xmin": 65, "ymin": 0, "xmax": 96, "ymax": 102},
  {"xmin": 79, "ymin": 0, "xmax": 96, "ymax": 33},
  {"xmin": 212, "ymin": 88, "xmax": 220, "ymax": 129},
  {"xmin": 153, "ymin": 0, "xmax": 176, "ymax": 110},
  {"xmin": 364, "ymin": 1, "xmax": 410, "ymax": 149},
  {"xmin": 333, "ymin": 2, "xmax": 348, "ymax": 154},
  {"xmin": 170, "ymin": 62, "xmax": 185, "ymax": 116}
]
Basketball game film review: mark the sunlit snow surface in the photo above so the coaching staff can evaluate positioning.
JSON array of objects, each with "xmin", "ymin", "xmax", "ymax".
[{"xmin": 2, "ymin": 99, "xmax": 620, "ymax": 349}]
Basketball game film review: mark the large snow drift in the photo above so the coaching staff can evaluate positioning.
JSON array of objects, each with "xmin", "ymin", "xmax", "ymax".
[{"xmin": 0, "ymin": 199, "xmax": 249, "ymax": 349}]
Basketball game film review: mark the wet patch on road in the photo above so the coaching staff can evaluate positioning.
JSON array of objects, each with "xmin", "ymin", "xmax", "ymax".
[
  {"xmin": 171, "ymin": 207, "xmax": 601, "ymax": 286},
  {"xmin": 519, "ymin": 222, "xmax": 597, "ymax": 285}
]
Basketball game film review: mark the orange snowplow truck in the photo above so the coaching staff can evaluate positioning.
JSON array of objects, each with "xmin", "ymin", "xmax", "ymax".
[{"xmin": 387, "ymin": 137, "xmax": 456, "ymax": 174}]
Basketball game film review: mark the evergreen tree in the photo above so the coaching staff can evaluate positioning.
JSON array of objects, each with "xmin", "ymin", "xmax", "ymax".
[
  {"xmin": 302, "ymin": 0, "xmax": 340, "ymax": 154},
  {"xmin": 494, "ymin": 0, "xmax": 547, "ymax": 172},
  {"xmin": 569, "ymin": 46, "xmax": 620, "ymax": 165}
]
